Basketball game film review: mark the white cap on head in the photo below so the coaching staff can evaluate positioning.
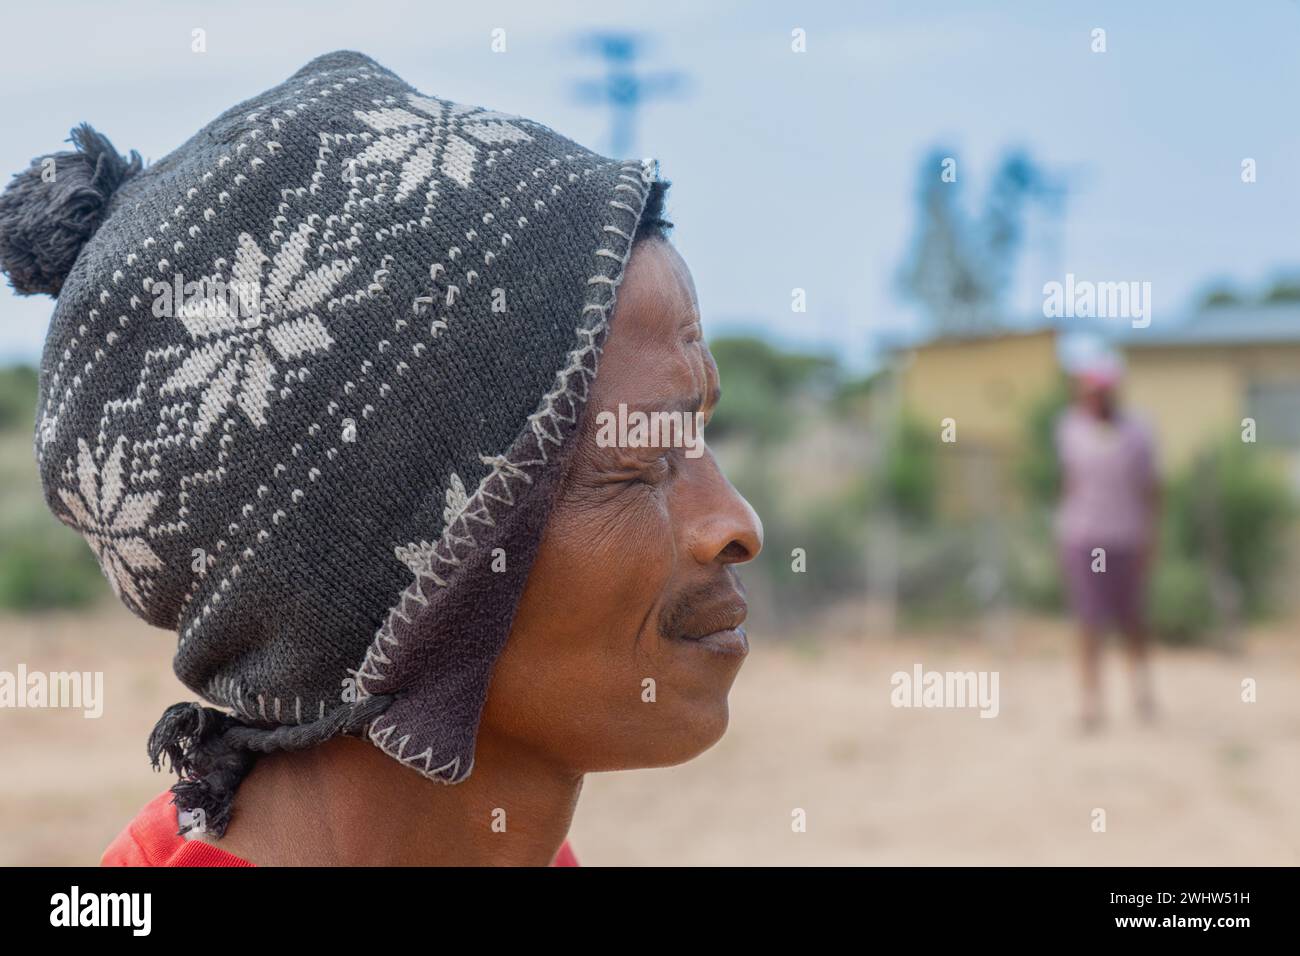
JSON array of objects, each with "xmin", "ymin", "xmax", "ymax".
[{"xmin": 1060, "ymin": 334, "xmax": 1123, "ymax": 386}]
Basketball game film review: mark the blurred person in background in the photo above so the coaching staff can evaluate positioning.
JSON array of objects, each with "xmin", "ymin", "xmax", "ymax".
[{"xmin": 1055, "ymin": 353, "xmax": 1161, "ymax": 731}]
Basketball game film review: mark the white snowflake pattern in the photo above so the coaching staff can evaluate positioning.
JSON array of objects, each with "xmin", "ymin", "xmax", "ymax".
[
  {"xmin": 394, "ymin": 473, "xmax": 470, "ymax": 578},
  {"xmin": 57, "ymin": 438, "xmax": 163, "ymax": 611},
  {"xmin": 159, "ymin": 227, "xmax": 355, "ymax": 437},
  {"xmin": 349, "ymin": 93, "xmax": 534, "ymax": 199}
]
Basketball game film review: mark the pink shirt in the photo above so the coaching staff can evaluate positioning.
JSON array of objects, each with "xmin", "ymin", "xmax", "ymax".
[{"xmin": 1054, "ymin": 407, "xmax": 1157, "ymax": 549}]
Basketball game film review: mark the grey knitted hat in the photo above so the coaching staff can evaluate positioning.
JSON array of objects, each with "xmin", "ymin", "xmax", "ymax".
[{"xmin": 1, "ymin": 50, "xmax": 656, "ymax": 832}]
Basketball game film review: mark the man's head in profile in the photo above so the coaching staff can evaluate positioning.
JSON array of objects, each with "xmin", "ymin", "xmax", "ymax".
[{"xmin": 0, "ymin": 50, "xmax": 761, "ymax": 865}]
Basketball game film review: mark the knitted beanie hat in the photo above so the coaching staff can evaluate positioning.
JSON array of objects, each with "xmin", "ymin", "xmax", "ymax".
[{"xmin": 1, "ymin": 50, "xmax": 656, "ymax": 833}]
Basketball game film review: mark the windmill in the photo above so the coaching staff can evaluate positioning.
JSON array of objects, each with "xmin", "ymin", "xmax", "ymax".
[{"xmin": 571, "ymin": 32, "xmax": 686, "ymax": 157}]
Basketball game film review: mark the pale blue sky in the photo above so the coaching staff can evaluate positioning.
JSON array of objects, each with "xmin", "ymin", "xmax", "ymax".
[{"xmin": 1, "ymin": 0, "xmax": 1297, "ymax": 367}]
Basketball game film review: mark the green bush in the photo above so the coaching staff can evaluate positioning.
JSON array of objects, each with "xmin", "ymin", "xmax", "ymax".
[
  {"xmin": 0, "ymin": 365, "xmax": 38, "ymax": 431},
  {"xmin": 1017, "ymin": 377, "xmax": 1070, "ymax": 509},
  {"xmin": 1006, "ymin": 515, "xmax": 1064, "ymax": 612},
  {"xmin": 873, "ymin": 415, "xmax": 938, "ymax": 524},
  {"xmin": 1149, "ymin": 554, "xmax": 1216, "ymax": 646},
  {"xmin": 0, "ymin": 525, "xmax": 106, "ymax": 611},
  {"xmin": 893, "ymin": 523, "xmax": 986, "ymax": 623},
  {"xmin": 717, "ymin": 449, "xmax": 869, "ymax": 613},
  {"xmin": 1165, "ymin": 438, "xmax": 1294, "ymax": 619},
  {"xmin": 707, "ymin": 336, "xmax": 839, "ymax": 445},
  {"xmin": 0, "ymin": 364, "xmax": 111, "ymax": 611}
]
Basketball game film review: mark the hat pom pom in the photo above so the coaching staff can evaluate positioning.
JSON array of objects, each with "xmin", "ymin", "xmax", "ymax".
[{"xmin": 0, "ymin": 123, "xmax": 141, "ymax": 297}]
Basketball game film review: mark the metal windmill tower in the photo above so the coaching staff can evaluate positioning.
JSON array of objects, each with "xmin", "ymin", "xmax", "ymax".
[{"xmin": 572, "ymin": 32, "xmax": 686, "ymax": 158}]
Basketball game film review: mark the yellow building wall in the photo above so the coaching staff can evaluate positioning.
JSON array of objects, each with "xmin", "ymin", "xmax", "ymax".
[
  {"xmin": 1123, "ymin": 344, "xmax": 1300, "ymax": 473},
  {"xmin": 899, "ymin": 330, "xmax": 1060, "ymax": 452}
]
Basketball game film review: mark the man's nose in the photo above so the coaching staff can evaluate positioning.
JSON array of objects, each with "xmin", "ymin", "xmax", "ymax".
[{"xmin": 684, "ymin": 452, "xmax": 763, "ymax": 566}]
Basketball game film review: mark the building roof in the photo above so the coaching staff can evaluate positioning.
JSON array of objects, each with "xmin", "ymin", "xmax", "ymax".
[
  {"xmin": 877, "ymin": 315, "xmax": 1110, "ymax": 355},
  {"xmin": 1120, "ymin": 305, "xmax": 1300, "ymax": 348},
  {"xmin": 878, "ymin": 306, "xmax": 1300, "ymax": 356}
]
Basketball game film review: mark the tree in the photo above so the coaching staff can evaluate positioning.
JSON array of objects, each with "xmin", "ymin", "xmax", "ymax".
[{"xmin": 898, "ymin": 148, "xmax": 1064, "ymax": 333}]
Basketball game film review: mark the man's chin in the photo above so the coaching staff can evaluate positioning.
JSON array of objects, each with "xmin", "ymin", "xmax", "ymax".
[
  {"xmin": 585, "ymin": 700, "xmax": 734, "ymax": 773},
  {"xmin": 652, "ymin": 699, "xmax": 734, "ymax": 768}
]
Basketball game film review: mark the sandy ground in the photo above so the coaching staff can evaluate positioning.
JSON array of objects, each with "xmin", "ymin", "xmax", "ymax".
[{"xmin": 2, "ymin": 602, "xmax": 1297, "ymax": 866}]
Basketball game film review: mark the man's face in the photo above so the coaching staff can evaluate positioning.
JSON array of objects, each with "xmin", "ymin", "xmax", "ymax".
[{"xmin": 480, "ymin": 238, "xmax": 763, "ymax": 773}]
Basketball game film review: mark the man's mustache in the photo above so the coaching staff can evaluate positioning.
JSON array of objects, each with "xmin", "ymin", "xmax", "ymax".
[{"xmin": 658, "ymin": 569, "xmax": 748, "ymax": 640}]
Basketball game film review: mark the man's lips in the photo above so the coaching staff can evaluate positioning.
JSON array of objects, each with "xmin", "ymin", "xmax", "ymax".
[
  {"xmin": 659, "ymin": 577, "xmax": 750, "ymax": 657},
  {"xmin": 675, "ymin": 598, "xmax": 748, "ymax": 646}
]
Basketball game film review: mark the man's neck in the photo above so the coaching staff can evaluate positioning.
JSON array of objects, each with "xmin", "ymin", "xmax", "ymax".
[{"xmin": 195, "ymin": 731, "xmax": 583, "ymax": 865}]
